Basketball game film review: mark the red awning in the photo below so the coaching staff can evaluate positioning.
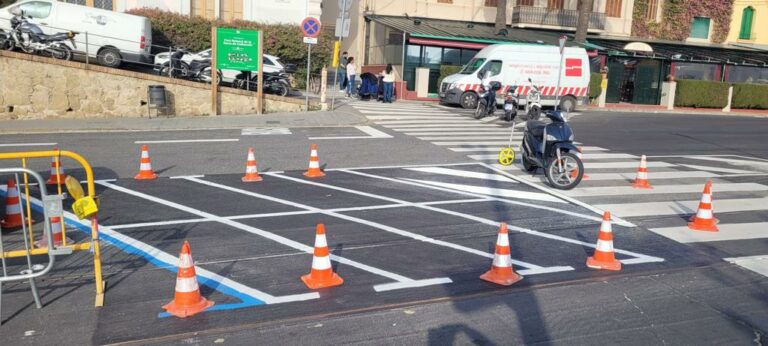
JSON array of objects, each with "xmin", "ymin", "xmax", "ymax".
[{"xmin": 408, "ymin": 37, "xmax": 488, "ymax": 50}]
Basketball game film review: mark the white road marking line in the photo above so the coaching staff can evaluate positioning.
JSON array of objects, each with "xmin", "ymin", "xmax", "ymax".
[
  {"xmin": 403, "ymin": 178, "xmax": 564, "ymax": 203},
  {"xmin": 564, "ymin": 182, "xmax": 768, "ymax": 197},
  {"xmin": 584, "ymin": 161, "xmax": 675, "ymax": 169},
  {"xmin": 368, "ymin": 116, "xmax": 466, "ymax": 121},
  {"xmin": 170, "ymin": 175, "xmax": 205, "ymax": 179},
  {"xmin": 404, "ymin": 167, "xmax": 517, "ymax": 183},
  {"xmin": 387, "ymin": 124, "xmax": 504, "ymax": 129},
  {"xmin": 96, "ymin": 180, "xmax": 418, "ymax": 284},
  {"xmin": 434, "ymin": 141, "xmax": 527, "ymax": 146},
  {"xmin": 309, "ymin": 126, "xmax": 393, "ymax": 140},
  {"xmin": 0, "ymin": 142, "xmax": 57, "ymax": 147},
  {"xmin": 417, "ymin": 136, "xmax": 516, "ymax": 141},
  {"xmin": 595, "ymin": 197, "xmax": 768, "ymax": 218},
  {"xmin": 359, "ymin": 110, "xmax": 452, "ymax": 115},
  {"xmin": 134, "ymin": 139, "xmax": 239, "ymax": 144},
  {"xmin": 374, "ymin": 278, "xmax": 454, "ymax": 292},
  {"xmin": 684, "ymin": 156, "xmax": 768, "ymax": 169},
  {"xmin": 650, "ymin": 223, "xmax": 768, "ymax": 243},
  {"xmin": 374, "ymin": 120, "xmax": 479, "ymax": 125},
  {"xmin": 468, "ymin": 154, "xmax": 512, "ymax": 160},
  {"xmin": 580, "ymin": 153, "xmax": 638, "ymax": 160},
  {"xmin": 241, "ymin": 128, "xmax": 292, "ymax": 135},
  {"xmin": 480, "ymin": 117, "xmax": 498, "ymax": 123},
  {"xmin": 337, "ymin": 170, "xmax": 658, "ymax": 264},
  {"xmin": 325, "ymin": 162, "xmax": 479, "ymax": 171},
  {"xmin": 190, "ymin": 176, "xmax": 547, "ymax": 272},
  {"xmin": 679, "ymin": 164, "xmax": 757, "ymax": 174},
  {"xmin": 578, "ymin": 170, "xmax": 718, "ymax": 181},
  {"xmin": 449, "ymin": 146, "xmax": 608, "ymax": 153},
  {"xmin": 723, "ymin": 255, "xmax": 768, "ymax": 277},
  {"xmin": 405, "ymin": 131, "xmax": 522, "ymax": 136}
]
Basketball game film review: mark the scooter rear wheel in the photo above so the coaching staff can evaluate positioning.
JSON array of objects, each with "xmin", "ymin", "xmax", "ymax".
[{"xmin": 474, "ymin": 100, "xmax": 486, "ymax": 119}]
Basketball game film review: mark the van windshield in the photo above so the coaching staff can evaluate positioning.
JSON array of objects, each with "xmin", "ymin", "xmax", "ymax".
[{"xmin": 460, "ymin": 58, "xmax": 486, "ymax": 74}]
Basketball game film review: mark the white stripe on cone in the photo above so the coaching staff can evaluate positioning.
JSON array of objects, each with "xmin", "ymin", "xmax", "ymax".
[
  {"xmin": 314, "ymin": 234, "xmax": 328, "ymax": 248},
  {"xmin": 7, "ymin": 203, "xmax": 21, "ymax": 214},
  {"xmin": 496, "ymin": 234, "xmax": 509, "ymax": 246},
  {"xmin": 141, "ymin": 151, "xmax": 149, "ymax": 158},
  {"xmin": 175, "ymin": 276, "xmax": 200, "ymax": 293},
  {"xmin": 492, "ymin": 254, "xmax": 512, "ymax": 268},
  {"xmin": 179, "ymin": 253, "xmax": 193, "ymax": 268},
  {"xmin": 596, "ymin": 239, "xmax": 614, "ymax": 252},
  {"xmin": 312, "ymin": 255, "xmax": 332, "ymax": 270},
  {"xmin": 140, "ymin": 163, "xmax": 152, "ymax": 170},
  {"xmin": 701, "ymin": 194, "xmax": 712, "ymax": 203},
  {"xmin": 696, "ymin": 209, "xmax": 713, "ymax": 219},
  {"xmin": 309, "ymin": 161, "xmax": 320, "ymax": 168}
]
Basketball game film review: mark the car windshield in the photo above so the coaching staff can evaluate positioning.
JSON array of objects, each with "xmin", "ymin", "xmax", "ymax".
[{"xmin": 459, "ymin": 58, "xmax": 486, "ymax": 74}]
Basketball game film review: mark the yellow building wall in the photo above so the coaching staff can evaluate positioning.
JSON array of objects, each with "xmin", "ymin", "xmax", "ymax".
[{"xmin": 727, "ymin": 0, "xmax": 768, "ymax": 44}]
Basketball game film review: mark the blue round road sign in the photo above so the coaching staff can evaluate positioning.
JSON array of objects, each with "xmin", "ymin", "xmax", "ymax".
[{"xmin": 301, "ymin": 17, "xmax": 321, "ymax": 38}]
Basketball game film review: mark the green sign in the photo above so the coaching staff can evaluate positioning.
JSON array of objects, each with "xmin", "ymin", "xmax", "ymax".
[{"xmin": 216, "ymin": 28, "xmax": 259, "ymax": 70}]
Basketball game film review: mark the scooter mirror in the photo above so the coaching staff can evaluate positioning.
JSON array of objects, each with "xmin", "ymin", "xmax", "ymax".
[
  {"xmin": 528, "ymin": 78, "xmax": 532, "ymax": 82},
  {"xmin": 9, "ymin": 7, "xmax": 21, "ymax": 16}
]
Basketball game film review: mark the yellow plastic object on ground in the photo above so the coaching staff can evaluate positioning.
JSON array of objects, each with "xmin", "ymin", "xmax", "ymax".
[{"xmin": 498, "ymin": 147, "xmax": 516, "ymax": 166}]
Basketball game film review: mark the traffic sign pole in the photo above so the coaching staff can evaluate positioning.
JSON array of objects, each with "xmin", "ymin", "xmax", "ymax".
[
  {"xmin": 554, "ymin": 35, "xmax": 567, "ymax": 112},
  {"xmin": 301, "ymin": 17, "xmax": 321, "ymax": 112},
  {"xmin": 305, "ymin": 43, "xmax": 311, "ymax": 112}
]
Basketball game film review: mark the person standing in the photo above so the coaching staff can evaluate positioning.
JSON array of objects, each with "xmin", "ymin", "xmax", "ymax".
[
  {"xmin": 338, "ymin": 51, "xmax": 348, "ymax": 93},
  {"xmin": 346, "ymin": 57, "xmax": 357, "ymax": 98},
  {"xmin": 381, "ymin": 64, "xmax": 395, "ymax": 103}
]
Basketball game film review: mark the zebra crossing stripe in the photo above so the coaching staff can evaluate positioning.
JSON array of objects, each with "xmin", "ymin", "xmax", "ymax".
[
  {"xmin": 595, "ymin": 197, "xmax": 768, "ymax": 218},
  {"xmin": 650, "ymin": 223, "xmax": 768, "ymax": 243},
  {"xmin": 563, "ymin": 182, "xmax": 768, "ymax": 197}
]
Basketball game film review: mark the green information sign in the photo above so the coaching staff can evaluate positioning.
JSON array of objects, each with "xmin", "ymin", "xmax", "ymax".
[{"xmin": 216, "ymin": 27, "xmax": 260, "ymax": 70}]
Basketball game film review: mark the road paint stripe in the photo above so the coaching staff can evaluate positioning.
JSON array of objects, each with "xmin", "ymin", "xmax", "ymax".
[
  {"xmin": 359, "ymin": 110, "xmax": 452, "ymax": 115},
  {"xmin": 0, "ymin": 142, "xmax": 57, "ymax": 147},
  {"xmin": 309, "ymin": 126, "xmax": 393, "ymax": 140},
  {"xmin": 325, "ymin": 162, "xmax": 479, "ymax": 171},
  {"xmin": 468, "ymin": 154, "xmax": 511, "ymax": 160},
  {"xmin": 595, "ymin": 197, "xmax": 768, "ymax": 218},
  {"xmin": 650, "ymin": 223, "xmax": 768, "ymax": 243},
  {"xmin": 564, "ymin": 182, "xmax": 768, "ymax": 197},
  {"xmin": 679, "ymin": 164, "xmax": 757, "ymax": 174},
  {"xmin": 374, "ymin": 120, "xmax": 479, "ymax": 125},
  {"xmin": 134, "ymin": 139, "xmax": 239, "ymax": 144},
  {"xmin": 434, "ymin": 141, "xmax": 528, "ymax": 146},
  {"xmin": 373, "ymin": 278, "xmax": 454, "ymax": 292},
  {"xmin": 367, "ymin": 116, "xmax": 465, "ymax": 121},
  {"xmin": 241, "ymin": 128, "xmax": 292, "ymax": 135},
  {"xmin": 387, "ymin": 124, "xmax": 505, "ymax": 129},
  {"xmin": 584, "ymin": 161, "xmax": 676, "ymax": 169},
  {"xmin": 480, "ymin": 117, "xmax": 498, "ymax": 123},
  {"xmin": 683, "ymin": 156, "xmax": 768, "ymax": 169},
  {"xmin": 170, "ymin": 175, "xmax": 205, "ymax": 179},
  {"xmin": 575, "ymin": 170, "xmax": 718, "ymax": 181},
  {"xmin": 404, "ymin": 167, "xmax": 517, "ymax": 183},
  {"xmin": 417, "ymin": 136, "xmax": 517, "ymax": 141},
  {"xmin": 404, "ymin": 130, "xmax": 521, "ymax": 135},
  {"xmin": 403, "ymin": 178, "xmax": 563, "ymax": 203},
  {"xmin": 449, "ymin": 146, "xmax": 608, "ymax": 153},
  {"xmin": 96, "ymin": 180, "xmax": 417, "ymax": 284},
  {"xmin": 580, "ymin": 153, "xmax": 638, "ymax": 160},
  {"xmin": 724, "ymin": 255, "xmax": 768, "ymax": 277}
]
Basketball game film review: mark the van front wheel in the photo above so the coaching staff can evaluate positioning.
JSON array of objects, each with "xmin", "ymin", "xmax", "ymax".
[
  {"xmin": 460, "ymin": 91, "xmax": 478, "ymax": 109},
  {"xmin": 98, "ymin": 48, "xmax": 122, "ymax": 68}
]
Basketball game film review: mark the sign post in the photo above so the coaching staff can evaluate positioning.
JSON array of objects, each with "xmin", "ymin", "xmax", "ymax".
[
  {"xmin": 214, "ymin": 27, "xmax": 262, "ymax": 114},
  {"xmin": 301, "ymin": 17, "xmax": 321, "ymax": 112},
  {"xmin": 331, "ymin": 0, "xmax": 350, "ymax": 110},
  {"xmin": 554, "ymin": 35, "xmax": 567, "ymax": 112},
  {"xmin": 211, "ymin": 27, "xmax": 218, "ymax": 116}
]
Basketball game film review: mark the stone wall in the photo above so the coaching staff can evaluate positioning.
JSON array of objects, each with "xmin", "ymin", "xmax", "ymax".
[{"xmin": 0, "ymin": 50, "xmax": 309, "ymax": 120}]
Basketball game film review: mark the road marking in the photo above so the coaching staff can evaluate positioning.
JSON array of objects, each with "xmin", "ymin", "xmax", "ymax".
[
  {"xmin": 134, "ymin": 139, "xmax": 239, "ymax": 144},
  {"xmin": 564, "ymin": 182, "xmax": 768, "ymax": 197},
  {"xmin": 679, "ymin": 164, "xmax": 757, "ymax": 174},
  {"xmin": 325, "ymin": 162, "xmax": 478, "ymax": 171},
  {"xmin": 403, "ymin": 179, "xmax": 564, "ymax": 203},
  {"xmin": 468, "ymin": 154, "xmax": 508, "ymax": 160},
  {"xmin": 480, "ymin": 117, "xmax": 498, "ymax": 123},
  {"xmin": 449, "ymin": 146, "xmax": 609, "ymax": 153},
  {"xmin": 583, "ymin": 161, "xmax": 675, "ymax": 169},
  {"xmin": 309, "ymin": 126, "xmax": 393, "ymax": 140},
  {"xmin": 574, "ymin": 170, "xmax": 718, "ymax": 181},
  {"xmin": 170, "ymin": 175, "xmax": 205, "ymax": 179},
  {"xmin": 0, "ymin": 142, "xmax": 57, "ymax": 147},
  {"xmin": 650, "ymin": 223, "xmax": 768, "ymax": 243},
  {"xmin": 375, "ymin": 120, "xmax": 480, "ymax": 125},
  {"xmin": 595, "ymin": 197, "xmax": 768, "ymax": 218},
  {"xmin": 724, "ymin": 255, "xmax": 768, "ymax": 277},
  {"xmin": 404, "ymin": 167, "xmax": 517, "ymax": 183},
  {"xmin": 359, "ymin": 110, "xmax": 451, "ymax": 115},
  {"xmin": 684, "ymin": 156, "xmax": 768, "ymax": 169},
  {"xmin": 241, "ymin": 128, "xmax": 292, "ymax": 135},
  {"xmin": 387, "ymin": 124, "xmax": 505, "ymax": 129},
  {"xmin": 580, "ymin": 153, "xmax": 638, "ymax": 160},
  {"xmin": 368, "ymin": 116, "xmax": 466, "ymax": 121},
  {"xmin": 417, "ymin": 136, "xmax": 516, "ymax": 140},
  {"xmin": 434, "ymin": 141, "xmax": 529, "ymax": 146},
  {"xmin": 96, "ymin": 180, "xmax": 422, "ymax": 285}
]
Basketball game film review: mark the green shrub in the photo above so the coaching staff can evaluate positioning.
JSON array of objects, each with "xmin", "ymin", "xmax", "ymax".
[
  {"xmin": 437, "ymin": 65, "xmax": 463, "ymax": 88},
  {"xmin": 588, "ymin": 72, "xmax": 602, "ymax": 99},
  {"xmin": 731, "ymin": 83, "xmax": 768, "ymax": 109},
  {"xmin": 674, "ymin": 79, "xmax": 729, "ymax": 108}
]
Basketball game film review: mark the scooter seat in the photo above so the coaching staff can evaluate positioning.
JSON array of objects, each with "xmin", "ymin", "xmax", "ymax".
[
  {"xmin": 38, "ymin": 32, "xmax": 69, "ymax": 42},
  {"xmin": 526, "ymin": 120, "xmax": 546, "ymax": 138}
]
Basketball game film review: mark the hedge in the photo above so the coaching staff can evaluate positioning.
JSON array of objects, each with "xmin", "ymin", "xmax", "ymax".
[
  {"xmin": 437, "ymin": 65, "xmax": 463, "ymax": 89},
  {"xmin": 674, "ymin": 79, "xmax": 730, "ymax": 108},
  {"xmin": 126, "ymin": 8, "xmax": 334, "ymax": 88},
  {"xmin": 588, "ymin": 73, "xmax": 602, "ymax": 99},
  {"xmin": 731, "ymin": 83, "xmax": 768, "ymax": 109}
]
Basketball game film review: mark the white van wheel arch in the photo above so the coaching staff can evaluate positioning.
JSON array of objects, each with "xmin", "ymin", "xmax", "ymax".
[
  {"xmin": 559, "ymin": 95, "xmax": 577, "ymax": 112},
  {"xmin": 460, "ymin": 91, "xmax": 478, "ymax": 109}
]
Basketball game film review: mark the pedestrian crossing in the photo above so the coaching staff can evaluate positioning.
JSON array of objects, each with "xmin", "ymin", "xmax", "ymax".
[{"xmin": 349, "ymin": 101, "xmax": 768, "ymax": 276}]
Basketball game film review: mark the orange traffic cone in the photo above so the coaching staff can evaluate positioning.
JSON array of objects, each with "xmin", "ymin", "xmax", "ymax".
[
  {"xmin": 303, "ymin": 144, "xmax": 326, "ymax": 178},
  {"xmin": 301, "ymin": 224, "xmax": 343, "ymax": 289},
  {"xmin": 163, "ymin": 241, "xmax": 214, "ymax": 318},
  {"xmin": 586, "ymin": 211, "xmax": 622, "ymax": 271},
  {"xmin": 36, "ymin": 216, "xmax": 73, "ymax": 248},
  {"xmin": 135, "ymin": 145, "xmax": 158, "ymax": 180},
  {"xmin": 632, "ymin": 155, "xmax": 653, "ymax": 189},
  {"xmin": 1, "ymin": 179, "xmax": 24, "ymax": 229},
  {"xmin": 242, "ymin": 148, "xmax": 263, "ymax": 182},
  {"xmin": 575, "ymin": 146, "xmax": 589, "ymax": 180},
  {"xmin": 480, "ymin": 223, "xmax": 523, "ymax": 286},
  {"xmin": 46, "ymin": 147, "xmax": 67, "ymax": 185},
  {"xmin": 688, "ymin": 180, "xmax": 719, "ymax": 232}
]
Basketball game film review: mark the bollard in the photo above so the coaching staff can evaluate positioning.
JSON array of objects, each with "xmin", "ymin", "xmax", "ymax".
[
  {"xmin": 723, "ymin": 86, "xmax": 733, "ymax": 112},
  {"xmin": 320, "ymin": 66, "xmax": 328, "ymax": 110}
]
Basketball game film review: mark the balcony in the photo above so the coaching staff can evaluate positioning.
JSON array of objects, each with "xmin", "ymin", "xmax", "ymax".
[{"xmin": 511, "ymin": 6, "xmax": 606, "ymax": 31}]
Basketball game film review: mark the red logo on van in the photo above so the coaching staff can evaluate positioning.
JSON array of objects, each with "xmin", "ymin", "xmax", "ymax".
[{"xmin": 565, "ymin": 58, "xmax": 582, "ymax": 77}]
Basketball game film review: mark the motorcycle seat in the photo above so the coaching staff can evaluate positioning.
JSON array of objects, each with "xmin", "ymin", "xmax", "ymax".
[
  {"xmin": 38, "ymin": 32, "xmax": 69, "ymax": 42},
  {"xmin": 526, "ymin": 120, "xmax": 546, "ymax": 138}
]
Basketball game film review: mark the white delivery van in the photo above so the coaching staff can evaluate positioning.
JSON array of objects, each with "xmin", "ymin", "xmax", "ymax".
[
  {"xmin": 440, "ymin": 44, "xmax": 591, "ymax": 111},
  {"xmin": 0, "ymin": 0, "xmax": 152, "ymax": 67}
]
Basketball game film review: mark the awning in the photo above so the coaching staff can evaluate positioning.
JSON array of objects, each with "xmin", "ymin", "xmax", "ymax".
[{"xmin": 588, "ymin": 37, "xmax": 768, "ymax": 66}]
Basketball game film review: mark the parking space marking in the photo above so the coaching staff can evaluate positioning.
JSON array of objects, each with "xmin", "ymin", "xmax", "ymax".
[
  {"xmin": 308, "ymin": 126, "xmax": 393, "ymax": 140},
  {"xmin": 402, "ymin": 179, "xmax": 563, "ymax": 203},
  {"xmin": 96, "ymin": 180, "xmax": 446, "ymax": 289},
  {"xmin": 404, "ymin": 167, "xmax": 517, "ymax": 183},
  {"xmin": 134, "ymin": 139, "xmax": 240, "ymax": 144}
]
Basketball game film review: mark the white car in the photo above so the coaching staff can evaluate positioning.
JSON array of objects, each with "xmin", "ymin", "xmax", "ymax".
[{"xmin": 153, "ymin": 48, "xmax": 286, "ymax": 83}]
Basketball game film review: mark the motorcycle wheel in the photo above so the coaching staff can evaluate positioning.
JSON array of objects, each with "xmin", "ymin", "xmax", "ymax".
[
  {"xmin": 276, "ymin": 82, "xmax": 289, "ymax": 97},
  {"xmin": 545, "ymin": 152, "xmax": 583, "ymax": 190},
  {"xmin": 474, "ymin": 100, "xmax": 486, "ymax": 119},
  {"xmin": 51, "ymin": 44, "xmax": 72, "ymax": 60},
  {"xmin": 161, "ymin": 62, "xmax": 190, "ymax": 78}
]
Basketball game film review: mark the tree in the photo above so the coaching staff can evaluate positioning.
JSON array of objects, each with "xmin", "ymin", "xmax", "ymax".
[
  {"xmin": 494, "ymin": 0, "xmax": 508, "ymax": 35},
  {"xmin": 0, "ymin": 0, "xmax": 16, "ymax": 8},
  {"xmin": 574, "ymin": 0, "xmax": 593, "ymax": 43}
]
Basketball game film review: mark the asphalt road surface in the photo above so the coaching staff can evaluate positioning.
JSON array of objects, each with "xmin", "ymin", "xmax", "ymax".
[{"xmin": 0, "ymin": 105, "xmax": 766, "ymax": 345}]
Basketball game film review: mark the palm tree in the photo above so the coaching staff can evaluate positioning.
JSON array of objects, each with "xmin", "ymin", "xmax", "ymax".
[{"xmin": 495, "ymin": 0, "xmax": 508, "ymax": 35}]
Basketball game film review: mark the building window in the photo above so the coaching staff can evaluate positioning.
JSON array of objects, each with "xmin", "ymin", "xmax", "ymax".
[
  {"xmin": 192, "ymin": 0, "xmax": 216, "ymax": 19},
  {"xmin": 547, "ymin": 0, "xmax": 563, "ymax": 10},
  {"xmin": 517, "ymin": 0, "xmax": 534, "ymax": 5},
  {"xmin": 220, "ymin": 0, "xmax": 243, "ymax": 22},
  {"xmin": 437, "ymin": 0, "xmax": 453, "ymax": 3},
  {"xmin": 739, "ymin": 6, "xmax": 754, "ymax": 40},
  {"xmin": 645, "ymin": 0, "xmax": 658, "ymax": 20},
  {"xmin": 689, "ymin": 17, "xmax": 711, "ymax": 40},
  {"xmin": 485, "ymin": 0, "xmax": 498, "ymax": 6},
  {"xmin": 605, "ymin": 0, "xmax": 622, "ymax": 18}
]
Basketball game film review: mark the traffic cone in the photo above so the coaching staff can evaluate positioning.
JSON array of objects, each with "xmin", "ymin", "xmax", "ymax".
[
  {"xmin": 688, "ymin": 180, "xmax": 719, "ymax": 232},
  {"xmin": 163, "ymin": 241, "xmax": 214, "ymax": 318},
  {"xmin": 586, "ymin": 211, "xmax": 622, "ymax": 271},
  {"xmin": 632, "ymin": 155, "xmax": 653, "ymax": 189},
  {"xmin": 46, "ymin": 147, "xmax": 67, "ymax": 185},
  {"xmin": 301, "ymin": 224, "xmax": 343, "ymax": 289},
  {"xmin": 1, "ymin": 179, "xmax": 24, "ymax": 229},
  {"xmin": 134, "ymin": 145, "xmax": 158, "ymax": 180},
  {"xmin": 36, "ymin": 216, "xmax": 73, "ymax": 248},
  {"xmin": 242, "ymin": 148, "xmax": 263, "ymax": 182},
  {"xmin": 303, "ymin": 144, "xmax": 326, "ymax": 178},
  {"xmin": 575, "ymin": 146, "xmax": 589, "ymax": 180},
  {"xmin": 480, "ymin": 223, "xmax": 523, "ymax": 286}
]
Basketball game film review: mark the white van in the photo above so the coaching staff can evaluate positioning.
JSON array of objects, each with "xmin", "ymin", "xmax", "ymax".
[
  {"xmin": 440, "ymin": 44, "xmax": 591, "ymax": 111},
  {"xmin": 0, "ymin": 0, "xmax": 152, "ymax": 67}
]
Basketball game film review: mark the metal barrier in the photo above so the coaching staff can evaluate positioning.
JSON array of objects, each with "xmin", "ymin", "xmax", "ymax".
[{"xmin": 0, "ymin": 150, "xmax": 105, "ymax": 308}]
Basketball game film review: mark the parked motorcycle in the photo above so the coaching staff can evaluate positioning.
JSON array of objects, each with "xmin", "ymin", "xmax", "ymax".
[
  {"xmin": 520, "ymin": 109, "xmax": 583, "ymax": 190},
  {"xmin": 233, "ymin": 71, "xmax": 291, "ymax": 97},
  {"xmin": 501, "ymin": 85, "xmax": 518, "ymax": 122},
  {"xmin": 159, "ymin": 47, "xmax": 221, "ymax": 85},
  {"xmin": 474, "ymin": 81, "xmax": 502, "ymax": 119},
  {"xmin": 5, "ymin": 9, "xmax": 77, "ymax": 60},
  {"xmin": 524, "ymin": 78, "xmax": 542, "ymax": 121}
]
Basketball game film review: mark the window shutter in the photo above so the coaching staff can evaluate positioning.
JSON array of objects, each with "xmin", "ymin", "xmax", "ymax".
[{"xmin": 739, "ymin": 7, "xmax": 754, "ymax": 40}]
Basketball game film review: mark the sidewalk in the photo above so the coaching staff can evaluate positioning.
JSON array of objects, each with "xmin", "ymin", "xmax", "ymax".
[
  {"xmin": 0, "ymin": 109, "xmax": 368, "ymax": 134},
  {"xmin": 587, "ymin": 104, "xmax": 768, "ymax": 117}
]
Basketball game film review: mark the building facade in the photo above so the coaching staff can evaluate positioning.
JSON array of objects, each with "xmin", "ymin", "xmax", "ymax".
[{"xmin": 726, "ymin": 0, "xmax": 768, "ymax": 46}]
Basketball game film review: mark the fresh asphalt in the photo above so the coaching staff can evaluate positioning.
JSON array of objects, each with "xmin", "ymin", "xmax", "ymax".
[{"xmin": 0, "ymin": 109, "xmax": 766, "ymax": 345}]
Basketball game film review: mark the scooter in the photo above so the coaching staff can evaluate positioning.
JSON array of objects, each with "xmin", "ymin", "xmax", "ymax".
[
  {"xmin": 5, "ymin": 9, "xmax": 77, "ymax": 60},
  {"xmin": 233, "ymin": 71, "xmax": 291, "ymax": 97},
  {"xmin": 520, "ymin": 109, "xmax": 583, "ymax": 190},
  {"xmin": 524, "ymin": 78, "xmax": 542, "ymax": 121},
  {"xmin": 474, "ymin": 81, "xmax": 502, "ymax": 119},
  {"xmin": 160, "ymin": 47, "xmax": 222, "ymax": 85},
  {"xmin": 501, "ymin": 86, "xmax": 518, "ymax": 122}
]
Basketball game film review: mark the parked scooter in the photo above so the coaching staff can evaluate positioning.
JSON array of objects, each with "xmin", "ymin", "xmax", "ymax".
[
  {"xmin": 474, "ymin": 81, "xmax": 502, "ymax": 119},
  {"xmin": 160, "ymin": 47, "xmax": 221, "ymax": 85},
  {"xmin": 501, "ymin": 85, "xmax": 518, "ymax": 122},
  {"xmin": 233, "ymin": 71, "xmax": 291, "ymax": 97},
  {"xmin": 520, "ymin": 109, "xmax": 583, "ymax": 190},
  {"xmin": 524, "ymin": 78, "xmax": 542, "ymax": 121},
  {"xmin": 4, "ymin": 9, "xmax": 77, "ymax": 60}
]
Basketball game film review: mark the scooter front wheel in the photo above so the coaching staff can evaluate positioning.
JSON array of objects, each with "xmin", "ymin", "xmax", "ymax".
[
  {"xmin": 474, "ymin": 100, "xmax": 486, "ymax": 119},
  {"xmin": 545, "ymin": 152, "xmax": 583, "ymax": 190}
]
